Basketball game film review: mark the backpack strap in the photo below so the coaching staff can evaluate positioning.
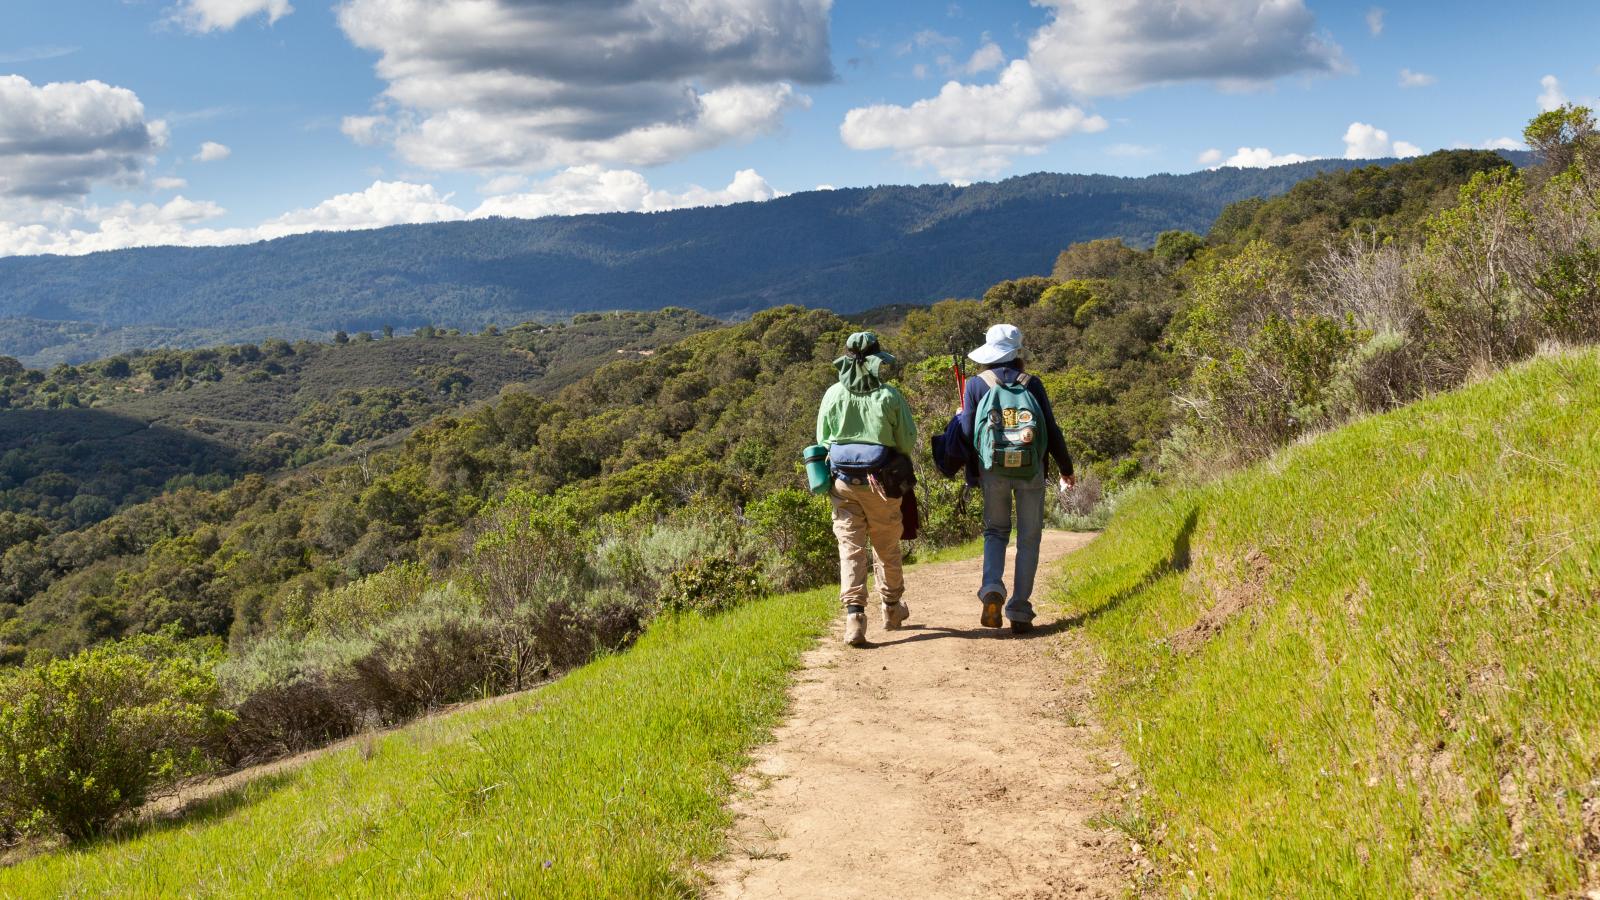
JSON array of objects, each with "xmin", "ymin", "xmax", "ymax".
[{"xmin": 978, "ymin": 369, "xmax": 1028, "ymax": 388}]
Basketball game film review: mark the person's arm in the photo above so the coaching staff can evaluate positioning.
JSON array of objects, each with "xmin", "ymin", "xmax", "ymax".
[
  {"xmin": 960, "ymin": 376, "xmax": 982, "ymax": 444},
  {"xmin": 816, "ymin": 385, "xmax": 838, "ymax": 446},
  {"xmin": 891, "ymin": 388, "xmax": 918, "ymax": 456},
  {"xmin": 1028, "ymin": 377, "xmax": 1074, "ymax": 480}
]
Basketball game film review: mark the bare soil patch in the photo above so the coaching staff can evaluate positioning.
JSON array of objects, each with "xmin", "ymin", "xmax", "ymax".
[{"xmin": 708, "ymin": 531, "xmax": 1141, "ymax": 899}]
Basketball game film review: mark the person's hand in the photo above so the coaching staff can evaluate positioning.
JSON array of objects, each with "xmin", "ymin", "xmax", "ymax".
[{"xmin": 1058, "ymin": 474, "xmax": 1075, "ymax": 492}]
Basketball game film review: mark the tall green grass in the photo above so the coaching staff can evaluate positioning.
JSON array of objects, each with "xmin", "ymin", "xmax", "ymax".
[
  {"xmin": 1053, "ymin": 349, "xmax": 1600, "ymax": 897},
  {"xmin": 0, "ymin": 587, "xmax": 835, "ymax": 898}
]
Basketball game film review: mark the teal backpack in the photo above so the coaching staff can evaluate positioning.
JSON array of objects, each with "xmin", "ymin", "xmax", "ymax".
[{"xmin": 974, "ymin": 370, "xmax": 1047, "ymax": 479}]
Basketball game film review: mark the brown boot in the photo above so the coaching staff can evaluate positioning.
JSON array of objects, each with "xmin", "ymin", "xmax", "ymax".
[
  {"xmin": 882, "ymin": 600, "xmax": 909, "ymax": 630},
  {"xmin": 980, "ymin": 590, "xmax": 1004, "ymax": 629}
]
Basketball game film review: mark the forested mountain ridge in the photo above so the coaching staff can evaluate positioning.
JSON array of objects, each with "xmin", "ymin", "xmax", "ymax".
[{"xmin": 0, "ymin": 156, "xmax": 1527, "ymax": 366}]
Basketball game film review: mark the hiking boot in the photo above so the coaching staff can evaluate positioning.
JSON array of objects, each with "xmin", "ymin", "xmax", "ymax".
[
  {"xmin": 844, "ymin": 605, "xmax": 868, "ymax": 646},
  {"xmin": 980, "ymin": 590, "xmax": 1004, "ymax": 629},
  {"xmin": 882, "ymin": 600, "xmax": 910, "ymax": 630},
  {"xmin": 1009, "ymin": 619, "xmax": 1034, "ymax": 634}
]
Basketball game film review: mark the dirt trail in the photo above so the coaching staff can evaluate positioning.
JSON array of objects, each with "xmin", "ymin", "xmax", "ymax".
[{"xmin": 709, "ymin": 531, "xmax": 1140, "ymax": 899}]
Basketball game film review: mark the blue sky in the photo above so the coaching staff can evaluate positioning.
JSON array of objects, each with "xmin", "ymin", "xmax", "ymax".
[{"xmin": 1, "ymin": 0, "xmax": 1595, "ymax": 255}]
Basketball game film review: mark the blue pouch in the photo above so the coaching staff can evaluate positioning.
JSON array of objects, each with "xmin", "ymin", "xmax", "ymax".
[{"xmin": 829, "ymin": 443, "xmax": 891, "ymax": 478}]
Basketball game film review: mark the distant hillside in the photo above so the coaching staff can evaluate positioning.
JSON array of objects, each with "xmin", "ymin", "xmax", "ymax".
[
  {"xmin": 0, "ymin": 309, "xmax": 714, "ymax": 533},
  {"xmin": 0, "ymin": 157, "xmax": 1520, "ymax": 365}
]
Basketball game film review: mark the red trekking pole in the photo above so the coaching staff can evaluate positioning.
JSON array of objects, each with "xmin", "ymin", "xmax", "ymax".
[{"xmin": 951, "ymin": 353, "xmax": 965, "ymax": 413}]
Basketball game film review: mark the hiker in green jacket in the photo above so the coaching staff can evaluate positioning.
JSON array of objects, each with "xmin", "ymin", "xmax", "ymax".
[{"xmin": 816, "ymin": 331, "xmax": 918, "ymax": 647}]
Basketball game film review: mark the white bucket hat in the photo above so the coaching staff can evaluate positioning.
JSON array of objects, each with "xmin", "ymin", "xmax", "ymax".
[{"xmin": 968, "ymin": 323, "xmax": 1022, "ymax": 365}]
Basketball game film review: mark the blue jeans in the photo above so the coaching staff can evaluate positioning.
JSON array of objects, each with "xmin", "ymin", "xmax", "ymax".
[{"xmin": 979, "ymin": 469, "xmax": 1046, "ymax": 623}]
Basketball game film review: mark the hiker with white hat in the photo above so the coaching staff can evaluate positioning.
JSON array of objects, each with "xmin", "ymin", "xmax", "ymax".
[{"xmin": 960, "ymin": 324, "xmax": 1075, "ymax": 633}]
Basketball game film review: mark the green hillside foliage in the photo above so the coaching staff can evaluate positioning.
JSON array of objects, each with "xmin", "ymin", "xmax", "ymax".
[
  {"xmin": 1207, "ymin": 149, "xmax": 1511, "ymax": 261},
  {"xmin": 0, "ymin": 586, "xmax": 836, "ymax": 893},
  {"xmin": 0, "ymin": 307, "xmax": 847, "ymax": 664},
  {"xmin": 1052, "ymin": 349, "xmax": 1600, "ymax": 896},
  {"xmin": 1173, "ymin": 108, "xmax": 1599, "ymax": 466},
  {"xmin": 0, "ymin": 160, "xmax": 1448, "ymax": 365},
  {"xmin": 0, "ymin": 309, "xmax": 714, "ymax": 535}
]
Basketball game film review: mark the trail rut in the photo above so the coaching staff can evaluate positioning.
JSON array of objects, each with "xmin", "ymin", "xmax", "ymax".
[{"xmin": 709, "ymin": 530, "xmax": 1140, "ymax": 899}]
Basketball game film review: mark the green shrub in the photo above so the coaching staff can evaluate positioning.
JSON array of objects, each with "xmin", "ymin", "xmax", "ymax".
[
  {"xmin": 222, "ymin": 585, "xmax": 494, "ymax": 759},
  {"xmin": 307, "ymin": 562, "xmax": 433, "ymax": 637},
  {"xmin": 1176, "ymin": 242, "xmax": 1365, "ymax": 462},
  {"xmin": 350, "ymin": 598, "xmax": 497, "ymax": 717},
  {"xmin": 0, "ymin": 630, "xmax": 232, "ymax": 841},
  {"xmin": 659, "ymin": 556, "xmax": 764, "ymax": 614},
  {"xmin": 219, "ymin": 634, "xmax": 370, "ymax": 760},
  {"xmin": 746, "ymin": 488, "xmax": 834, "ymax": 591}
]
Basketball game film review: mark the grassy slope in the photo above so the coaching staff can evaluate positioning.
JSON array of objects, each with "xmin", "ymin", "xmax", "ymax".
[
  {"xmin": 0, "ymin": 588, "xmax": 836, "ymax": 898},
  {"xmin": 1053, "ymin": 349, "xmax": 1600, "ymax": 897}
]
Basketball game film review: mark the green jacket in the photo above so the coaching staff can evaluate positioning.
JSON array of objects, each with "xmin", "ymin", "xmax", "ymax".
[
  {"xmin": 815, "ymin": 339, "xmax": 918, "ymax": 460},
  {"xmin": 816, "ymin": 381, "xmax": 917, "ymax": 455},
  {"xmin": 817, "ymin": 330, "xmax": 917, "ymax": 455}
]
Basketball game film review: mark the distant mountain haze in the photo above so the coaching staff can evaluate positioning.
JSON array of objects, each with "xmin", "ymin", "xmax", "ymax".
[{"xmin": 0, "ymin": 154, "xmax": 1529, "ymax": 365}]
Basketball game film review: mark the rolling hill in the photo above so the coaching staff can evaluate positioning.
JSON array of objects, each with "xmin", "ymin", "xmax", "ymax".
[
  {"xmin": 1053, "ymin": 347, "xmax": 1600, "ymax": 895},
  {"xmin": 0, "ymin": 157, "xmax": 1506, "ymax": 365}
]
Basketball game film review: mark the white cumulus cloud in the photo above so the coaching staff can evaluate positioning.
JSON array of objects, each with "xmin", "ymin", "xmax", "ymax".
[
  {"xmin": 1365, "ymin": 7, "xmax": 1385, "ymax": 37},
  {"xmin": 152, "ymin": 176, "xmax": 188, "ymax": 191},
  {"xmin": 1219, "ymin": 147, "xmax": 1314, "ymax": 168},
  {"xmin": 842, "ymin": 0, "xmax": 1341, "ymax": 180},
  {"xmin": 0, "ymin": 75, "xmax": 167, "ymax": 198},
  {"xmin": 1026, "ymin": 0, "xmax": 1347, "ymax": 96},
  {"xmin": 335, "ymin": 0, "xmax": 831, "ymax": 171},
  {"xmin": 840, "ymin": 60, "xmax": 1107, "ymax": 181},
  {"xmin": 171, "ymin": 0, "xmax": 293, "ymax": 32},
  {"xmin": 1344, "ymin": 121, "xmax": 1420, "ymax": 158},
  {"xmin": 0, "ymin": 195, "xmax": 226, "ymax": 256},
  {"xmin": 256, "ymin": 181, "xmax": 464, "ymax": 238},
  {"xmin": 471, "ymin": 166, "xmax": 779, "ymax": 220},
  {"xmin": 962, "ymin": 41, "xmax": 1005, "ymax": 75},
  {"xmin": 1398, "ymin": 68, "xmax": 1435, "ymax": 88},
  {"xmin": 0, "ymin": 168, "xmax": 783, "ymax": 256},
  {"xmin": 1539, "ymin": 75, "xmax": 1567, "ymax": 111},
  {"xmin": 340, "ymin": 115, "xmax": 386, "ymax": 147},
  {"xmin": 1343, "ymin": 122, "xmax": 1421, "ymax": 159},
  {"xmin": 393, "ymin": 83, "xmax": 807, "ymax": 172},
  {"xmin": 194, "ymin": 141, "xmax": 231, "ymax": 162}
]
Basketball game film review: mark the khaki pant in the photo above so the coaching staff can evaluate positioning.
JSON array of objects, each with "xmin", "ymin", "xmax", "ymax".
[{"xmin": 829, "ymin": 479, "xmax": 905, "ymax": 608}]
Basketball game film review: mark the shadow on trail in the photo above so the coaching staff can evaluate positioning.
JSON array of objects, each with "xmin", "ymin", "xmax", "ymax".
[
  {"xmin": 867, "ymin": 616, "xmax": 1079, "ymax": 647},
  {"xmin": 1057, "ymin": 503, "xmax": 1200, "ymax": 630},
  {"xmin": 860, "ymin": 509, "xmax": 1200, "ymax": 648}
]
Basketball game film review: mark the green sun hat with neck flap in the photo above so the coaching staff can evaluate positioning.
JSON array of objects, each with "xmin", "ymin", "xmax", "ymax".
[{"xmin": 833, "ymin": 330, "xmax": 897, "ymax": 394}]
